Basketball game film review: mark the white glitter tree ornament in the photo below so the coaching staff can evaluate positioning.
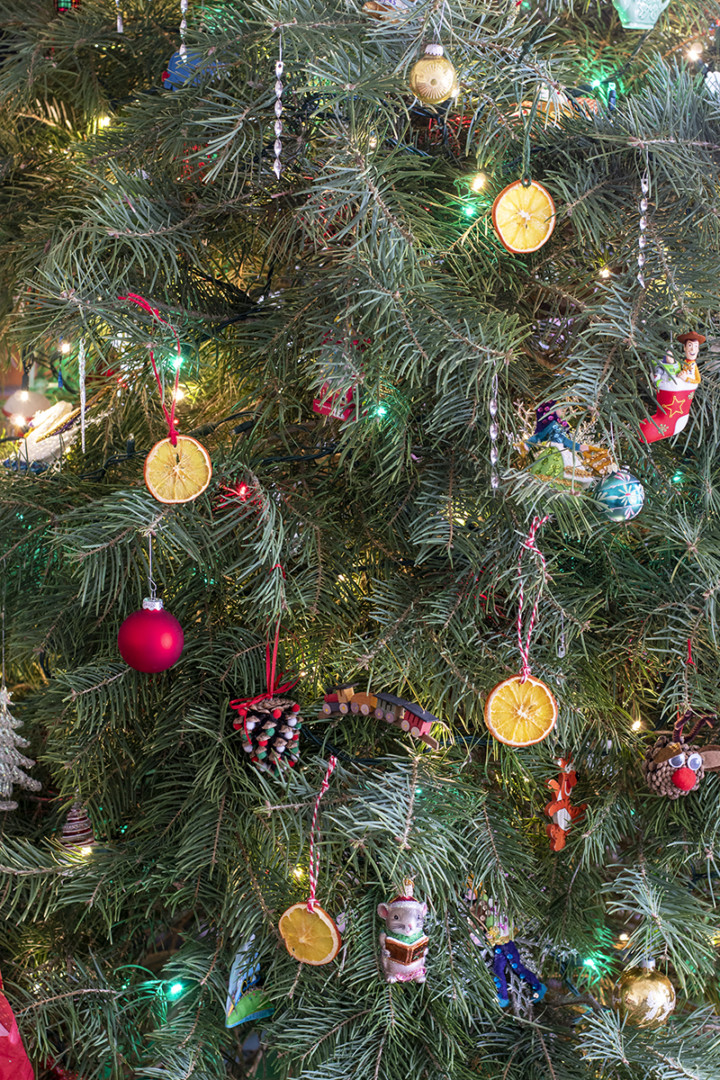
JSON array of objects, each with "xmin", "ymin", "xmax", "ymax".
[
  {"xmin": 0, "ymin": 611, "xmax": 41, "ymax": 811},
  {"xmin": 0, "ymin": 687, "xmax": 41, "ymax": 811}
]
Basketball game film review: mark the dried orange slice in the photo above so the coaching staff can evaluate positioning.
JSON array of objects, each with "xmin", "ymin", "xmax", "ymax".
[
  {"xmin": 484, "ymin": 675, "xmax": 558, "ymax": 747},
  {"xmin": 492, "ymin": 180, "xmax": 556, "ymax": 254},
  {"xmin": 279, "ymin": 902, "xmax": 341, "ymax": 965},
  {"xmin": 144, "ymin": 435, "xmax": 212, "ymax": 504}
]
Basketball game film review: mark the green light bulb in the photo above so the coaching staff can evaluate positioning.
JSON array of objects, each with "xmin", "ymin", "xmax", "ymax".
[
  {"xmin": 167, "ymin": 981, "xmax": 184, "ymax": 999},
  {"xmin": 374, "ymin": 404, "xmax": 387, "ymax": 417},
  {"xmin": 463, "ymin": 204, "xmax": 478, "ymax": 218}
]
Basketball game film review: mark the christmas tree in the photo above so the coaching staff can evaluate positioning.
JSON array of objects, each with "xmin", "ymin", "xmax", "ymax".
[
  {"xmin": 1, "ymin": 1, "xmax": 720, "ymax": 1078},
  {"xmin": 0, "ymin": 687, "xmax": 41, "ymax": 811}
]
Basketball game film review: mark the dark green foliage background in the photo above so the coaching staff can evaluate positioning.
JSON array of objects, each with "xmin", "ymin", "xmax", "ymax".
[{"xmin": 0, "ymin": 1, "xmax": 720, "ymax": 1078}]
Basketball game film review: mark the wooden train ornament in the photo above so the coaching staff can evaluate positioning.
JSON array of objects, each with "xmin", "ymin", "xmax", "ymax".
[{"xmin": 320, "ymin": 685, "xmax": 439, "ymax": 749}]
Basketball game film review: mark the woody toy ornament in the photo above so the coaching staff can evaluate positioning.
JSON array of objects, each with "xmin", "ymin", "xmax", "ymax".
[{"xmin": 640, "ymin": 330, "xmax": 704, "ymax": 444}]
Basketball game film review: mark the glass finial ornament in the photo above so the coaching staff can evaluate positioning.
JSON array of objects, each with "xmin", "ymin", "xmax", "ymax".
[
  {"xmin": 0, "ymin": 687, "xmax": 41, "ymax": 811},
  {"xmin": 611, "ymin": 0, "xmax": 670, "ymax": 30},
  {"xmin": 408, "ymin": 45, "xmax": 458, "ymax": 105},
  {"xmin": 60, "ymin": 803, "xmax": 95, "ymax": 849}
]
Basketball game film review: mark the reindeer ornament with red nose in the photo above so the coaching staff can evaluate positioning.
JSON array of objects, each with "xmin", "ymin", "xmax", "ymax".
[{"xmin": 643, "ymin": 711, "xmax": 720, "ymax": 799}]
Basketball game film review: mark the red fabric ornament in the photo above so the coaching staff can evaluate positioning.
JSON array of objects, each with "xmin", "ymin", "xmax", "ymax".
[
  {"xmin": 0, "ymin": 973, "xmax": 33, "ymax": 1080},
  {"xmin": 671, "ymin": 766, "xmax": 697, "ymax": 791},
  {"xmin": 118, "ymin": 599, "xmax": 184, "ymax": 673}
]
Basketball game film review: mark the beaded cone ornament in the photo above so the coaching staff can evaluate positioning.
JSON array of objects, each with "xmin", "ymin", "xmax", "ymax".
[
  {"xmin": 60, "ymin": 803, "xmax": 95, "ymax": 848},
  {"xmin": 0, "ymin": 687, "xmax": 41, "ymax": 811},
  {"xmin": 233, "ymin": 696, "xmax": 302, "ymax": 775}
]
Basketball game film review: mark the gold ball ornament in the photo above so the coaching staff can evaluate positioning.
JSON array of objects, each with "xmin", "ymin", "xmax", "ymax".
[
  {"xmin": 612, "ymin": 963, "xmax": 676, "ymax": 1028},
  {"xmin": 408, "ymin": 45, "xmax": 458, "ymax": 106}
]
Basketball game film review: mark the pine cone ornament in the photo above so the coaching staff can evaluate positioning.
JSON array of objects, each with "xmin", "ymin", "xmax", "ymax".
[
  {"xmin": 235, "ymin": 696, "xmax": 302, "ymax": 775},
  {"xmin": 643, "ymin": 712, "xmax": 720, "ymax": 799},
  {"xmin": 643, "ymin": 735, "xmax": 705, "ymax": 799}
]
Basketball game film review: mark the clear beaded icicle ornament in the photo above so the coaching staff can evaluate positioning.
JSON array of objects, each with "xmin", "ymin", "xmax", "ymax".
[
  {"xmin": 179, "ymin": 0, "xmax": 189, "ymax": 59},
  {"xmin": 637, "ymin": 168, "xmax": 649, "ymax": 288},
  {"xmin": 273, "ymin": 34, "xmax": 284, "ymax": 180},
  {"xmin": 114, "ymin": 0, "xmax": 123, "ymax": 32},
  {"xmin": 489, "ymin": 373, "xmax": 499, "ymax": 492},
  {"xmin": 78, "ymin": 337, "xmax": 87, "ymax": 452}
]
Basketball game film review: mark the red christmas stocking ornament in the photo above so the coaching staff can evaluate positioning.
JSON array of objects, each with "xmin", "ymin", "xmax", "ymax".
[
  {"xmin": 0, "ymin": 974, "xmax": 33, "ymax": 1080},
  {"xmin": 639, "ymin": 332, "xmax": 704, "ymax": 444},
  {"xmin": 639, "ymin": 386, "xmax": 696, "ymax": 444}
]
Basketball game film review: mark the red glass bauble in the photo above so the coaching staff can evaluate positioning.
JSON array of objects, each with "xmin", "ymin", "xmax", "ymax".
[{"xmin": 118, "ymin": 599, "xmax": 184, "ymax": 673}]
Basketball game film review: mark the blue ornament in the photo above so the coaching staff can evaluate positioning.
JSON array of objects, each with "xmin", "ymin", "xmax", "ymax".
[
  {"xmin": 594, "ymin": 469, "xmax": 644, "ymax": 523},
  {"xmin": 163, "ymin": 50, "xmax": 206, "ymax": 91}
]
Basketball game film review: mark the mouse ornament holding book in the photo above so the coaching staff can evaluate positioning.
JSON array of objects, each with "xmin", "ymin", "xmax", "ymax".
[{"xmin": 378, "ymin": 879, "xmax": 429, "ymax": 983}]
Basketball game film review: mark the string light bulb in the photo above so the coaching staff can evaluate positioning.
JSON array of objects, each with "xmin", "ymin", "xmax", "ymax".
[
  {"xmin": 632, "ymin": 719, "xmax": 642, "ymax": 731},
  {"xmin": 687, "ymin": 44, "xmax": 702, "ymax": 62},
  {"xmin": 60, "ymin": 341, "xmax": 71, "ymax": 354},
  {"xmin": 97, "ymin": 115, "xmax": 112, "ymax": 128},
  {"xmin": 599, "ymin": 266, "xmax": 611, "ymax": 279},
  {"xmin": 470, "ymin": 173, "xmax": 488, "ymax": 192},
  {"xmin": 166, "ymin": 981, "xmax": 184, "ymax": 1000}
]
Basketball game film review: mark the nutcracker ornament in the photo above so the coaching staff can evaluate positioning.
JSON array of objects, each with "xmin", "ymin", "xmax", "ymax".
[
  {"xmin": 377, "ymin": 879, "xmax": 429, "ymax": 983},
  {"xmin": 469, "ymin": 893, "xmax": 546, "ymax": 1008},
  {"xmin": 640, "ymin": 331, "xmax": 704, "ymax": 444},
  {"xmin": 643, "ymin": 710, "xmax": 720, "ymax": 799}
]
